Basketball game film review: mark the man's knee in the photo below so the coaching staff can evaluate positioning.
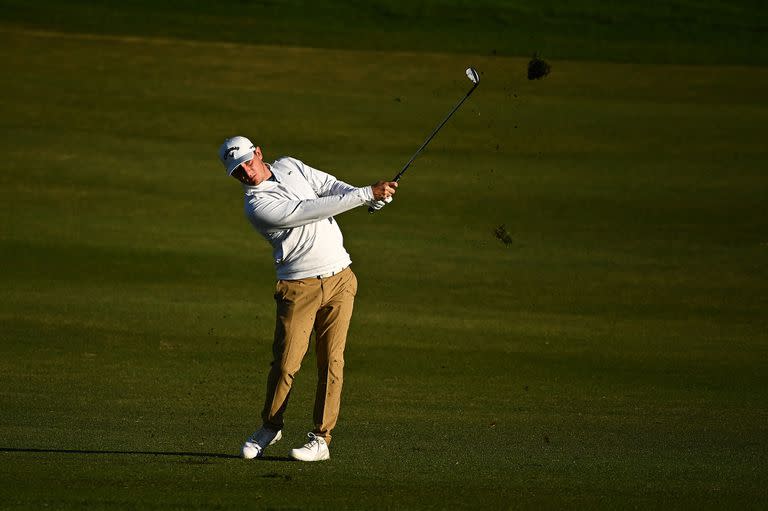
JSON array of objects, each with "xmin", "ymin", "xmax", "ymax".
[
  {"xmin": 272, "ymin": 357, "xmax": 302, "ymax": 381},
  {"xmin": 317, "ymin": 356, "xmax": 344, "ymax": 377}
]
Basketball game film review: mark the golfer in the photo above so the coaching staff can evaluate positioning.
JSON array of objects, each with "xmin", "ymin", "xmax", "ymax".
[{"xmin": 218, "ymin": 136, "xmax": 396, "ymax": 461}]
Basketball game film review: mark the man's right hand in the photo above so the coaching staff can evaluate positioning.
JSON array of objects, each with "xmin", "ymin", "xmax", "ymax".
[{"xmin": 371, "ymin": 181, "xmax": 398, "ymax": 201}]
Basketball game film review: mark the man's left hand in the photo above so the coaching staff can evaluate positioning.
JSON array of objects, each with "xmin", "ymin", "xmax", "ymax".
[{"xmin": 367, "ymin": 196, "xmax": 393, "ymax": 211}]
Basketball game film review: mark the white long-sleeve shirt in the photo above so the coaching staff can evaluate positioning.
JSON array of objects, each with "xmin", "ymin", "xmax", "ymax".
[{"xmin": 243, "ymin": 157, "xmax": 374, "ymax": 280}]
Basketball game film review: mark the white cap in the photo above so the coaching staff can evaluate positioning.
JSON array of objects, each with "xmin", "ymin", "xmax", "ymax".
[{"xmin": 218, "ymin": 136, "xmax": 256, "ymax": 176}]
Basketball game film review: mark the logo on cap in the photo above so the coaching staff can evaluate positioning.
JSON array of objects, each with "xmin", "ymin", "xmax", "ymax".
[{"xmin": 224, "ymin": 147, "xmax": 239, "ymax": 160}]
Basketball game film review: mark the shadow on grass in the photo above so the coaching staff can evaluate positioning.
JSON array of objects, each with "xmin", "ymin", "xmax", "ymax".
[{"xmin": 0, "ymin": 447, "xmax": 294, "ymax": 462}]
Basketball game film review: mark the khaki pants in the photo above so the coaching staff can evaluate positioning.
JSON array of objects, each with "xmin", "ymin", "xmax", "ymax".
[{"xmin": 261, "ymin": 267, "xmax": 357, "ymax": 444}]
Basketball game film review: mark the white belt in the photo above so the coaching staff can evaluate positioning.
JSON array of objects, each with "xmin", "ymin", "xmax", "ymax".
[{"xmin": 315, "ymin": 265, "xmax": 348, "ymax": 279}]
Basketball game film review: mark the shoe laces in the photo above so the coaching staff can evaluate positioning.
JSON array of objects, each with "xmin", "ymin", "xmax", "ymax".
[{"xmin": 305, "ymin": 432, "xmax": 321, "ymax": 449}]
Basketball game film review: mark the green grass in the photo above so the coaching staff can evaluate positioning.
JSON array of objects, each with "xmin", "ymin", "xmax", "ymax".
[
  {"xmin": 1, "ymin": 0, "xmax": 768, "ymax": 64},
  {"xmin": 1, "ymin": 11, "xmax": 768, "ymax": 511}
]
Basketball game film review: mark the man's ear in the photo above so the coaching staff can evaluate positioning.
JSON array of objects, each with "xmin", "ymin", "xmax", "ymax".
[{"xmin": 254, "ymin": 146, "xmax": 263, "ymax": 161}]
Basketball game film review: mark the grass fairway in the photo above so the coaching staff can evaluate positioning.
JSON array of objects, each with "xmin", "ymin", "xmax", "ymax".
[{"xmin": 1, "ymin": 19, "xmax": 768, "ymax": 511}]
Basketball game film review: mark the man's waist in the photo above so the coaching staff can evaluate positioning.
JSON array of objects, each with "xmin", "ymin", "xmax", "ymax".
[
  {"xmin": 313, "ymin": 264, "xmax": 349, "ymax": 279},
  {"xmin": 276, "ymin": 258, "xmax": 352, "ymax": 281}
]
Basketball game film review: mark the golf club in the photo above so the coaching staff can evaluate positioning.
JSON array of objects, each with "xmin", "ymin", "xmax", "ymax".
[{"xmin": 369, "ymin": 67, "xmax": 481, "ymax": 213}]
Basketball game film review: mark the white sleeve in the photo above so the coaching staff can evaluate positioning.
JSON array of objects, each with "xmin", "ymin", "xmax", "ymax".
[
  {"xmin": 297, "ymin": 160, "xmax": 359, "ymax": 197},
  {"xmin": 247, "ymin": 187, "xmax": 374, "ymax": 231}
]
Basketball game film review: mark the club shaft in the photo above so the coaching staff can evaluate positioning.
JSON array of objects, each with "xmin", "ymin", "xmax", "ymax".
[
  {"xmin": 368, "ymin": 79, "xmax": 479, "ymax": 213},
  {"xmin": 393, "ymin": 83, "xmax": 479, "ymax": 182}
]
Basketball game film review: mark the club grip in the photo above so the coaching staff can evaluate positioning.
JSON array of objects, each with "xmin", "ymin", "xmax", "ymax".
[{"xmin": 369, "ymin": 174, "xmax": 401, "ymax": 214}]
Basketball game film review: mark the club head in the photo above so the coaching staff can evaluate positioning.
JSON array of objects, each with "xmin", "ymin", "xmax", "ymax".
[{"xmin": 466, "ymin": 67, "xmax": 480, "ymax": 85}]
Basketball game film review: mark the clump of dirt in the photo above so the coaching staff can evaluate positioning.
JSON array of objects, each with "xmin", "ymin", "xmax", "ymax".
[
  {"xmin": 494, "ymin": 224, "xmax": 514, "ymax": 246},
  {"xmin": 528, "ymin": 54, "xmax": 551, "ymax": 80}
]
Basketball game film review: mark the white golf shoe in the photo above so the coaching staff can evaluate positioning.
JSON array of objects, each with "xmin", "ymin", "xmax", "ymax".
[
  {"xmin": 241, "ymin": 427, "xmax": 282, "ymax": 459},
  {"xmin": 290, "ymin": 433, "xmax": 330, "ymax": 462}
]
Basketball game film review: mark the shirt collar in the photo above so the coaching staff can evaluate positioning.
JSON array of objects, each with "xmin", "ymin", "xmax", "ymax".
[{"xmin": 266, "ymin": 162, "xmax": 278, "ymax": 182}]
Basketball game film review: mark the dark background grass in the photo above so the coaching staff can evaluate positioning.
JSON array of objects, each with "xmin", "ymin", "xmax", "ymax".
[{"xmin": 2, "ymin": 0, "xmax": 768, "ymax": 64}]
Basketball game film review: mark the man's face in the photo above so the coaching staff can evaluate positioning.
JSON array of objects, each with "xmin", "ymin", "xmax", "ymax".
[
  {"xmin": 231, "ymin": 161, "xmax": 256, "ymax": 185},
  {"xmin": 232, "ymin": 146, "xmax": 267, "ymax": 185}
]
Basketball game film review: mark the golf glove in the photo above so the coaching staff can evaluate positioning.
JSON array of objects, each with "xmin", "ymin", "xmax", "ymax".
[{"xmin": 367, "ymin": 196, "xmax": 393, "ymax": 211}]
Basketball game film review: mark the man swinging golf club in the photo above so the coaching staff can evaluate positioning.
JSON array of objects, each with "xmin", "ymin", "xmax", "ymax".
[{"xmin": 218, "ymin": 136, "xmax": 396, "ymax": 461}]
